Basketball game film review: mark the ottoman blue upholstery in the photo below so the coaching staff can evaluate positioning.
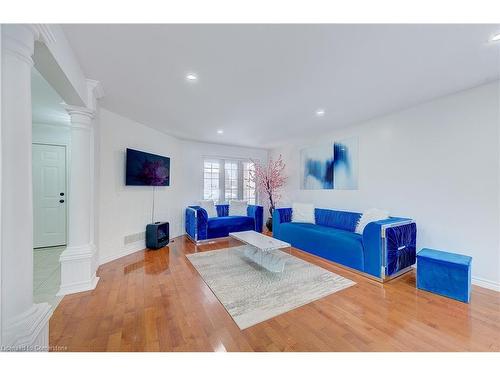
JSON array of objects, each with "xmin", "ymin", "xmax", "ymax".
[{"xmin": 417, "ymin": 248, "xmax": 472, "ymax": 303}]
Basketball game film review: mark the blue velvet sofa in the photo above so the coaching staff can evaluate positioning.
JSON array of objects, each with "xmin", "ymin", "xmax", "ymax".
[
  {"xmin": 272, "ymin": 207, "xmax": 417, "ymax": 280},
  {"xmin": 185, "ymin": 204, "xmax": 263, "ymax": 242}
]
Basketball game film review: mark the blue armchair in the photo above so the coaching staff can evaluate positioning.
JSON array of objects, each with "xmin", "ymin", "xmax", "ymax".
[{"xmin": 185, "ymin": 204, "xmax": 263, "ymax": 243}]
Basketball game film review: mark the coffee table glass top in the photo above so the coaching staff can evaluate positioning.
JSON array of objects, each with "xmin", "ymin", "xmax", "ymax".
[
  {"xmin": 229, "ymin": 230, "xmax": 291, "ymax": 272},
  {"xmin": 229, "ymin": 230, "xmax": 290, "ymax": 252}
]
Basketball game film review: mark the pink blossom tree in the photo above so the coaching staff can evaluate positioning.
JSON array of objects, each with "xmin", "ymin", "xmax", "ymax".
[{"xmin": 250, "ymin": 155, "xmax": 287, "ymax": 227}]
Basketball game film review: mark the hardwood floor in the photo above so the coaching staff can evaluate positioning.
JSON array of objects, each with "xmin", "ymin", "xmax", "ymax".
[{"xmin": 49, "ymin": 235, "xmax": 500, "ymax": 351}]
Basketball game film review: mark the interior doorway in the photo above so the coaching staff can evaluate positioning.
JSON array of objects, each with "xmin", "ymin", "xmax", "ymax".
[{"xmin": 31, "ymin": 66, "xmax": 72, "ymax": 311}]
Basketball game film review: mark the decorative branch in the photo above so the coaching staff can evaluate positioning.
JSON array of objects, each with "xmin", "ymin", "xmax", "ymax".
[{"xmin": 249, "ymin": 155, "xmax": 287, "ymax": 216}]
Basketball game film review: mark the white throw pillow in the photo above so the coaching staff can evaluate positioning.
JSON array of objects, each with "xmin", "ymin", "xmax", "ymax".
[
  {"xmin": 291, "ymin": 203, "xmax": 315, "ymax": 224},
  {"xmin": 198, "ymin": 200, "xmax": 217, "ymax": 218},
  {"xmin": 355, "ymin": 208, "xmax": 390, "ymax": 234},
  {"xmin": 229, "ymin": 200, "xmax": 248, "ymax": 216}
]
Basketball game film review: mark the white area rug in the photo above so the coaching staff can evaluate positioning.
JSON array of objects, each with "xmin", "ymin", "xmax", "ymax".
[{"xmin": 186, "ymin": 245, "xmax": 355, "ymax": 329}]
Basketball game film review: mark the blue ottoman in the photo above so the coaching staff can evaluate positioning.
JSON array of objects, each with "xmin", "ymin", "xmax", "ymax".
[{"xmin": 417, "ymin": 248, "xmax": 472, "ymax": 303}]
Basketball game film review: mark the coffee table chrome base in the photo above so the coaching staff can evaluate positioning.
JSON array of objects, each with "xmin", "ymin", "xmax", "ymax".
[
  {"xmin": 244, "ymin": 246, "xmax": 288, "ymax": 272},
  {"xmin": 229, "ymin": 230, "xmax": 292, "ymax": 273}
]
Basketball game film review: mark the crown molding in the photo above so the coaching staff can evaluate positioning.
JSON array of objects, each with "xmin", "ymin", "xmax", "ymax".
[
  {"xmin": 87, "ymin": 79, "xmax": 105, "ymax": 100},
  {"xmin": 32, "ymin": 24, "xmax": 57, "ymax": 45},
  {"xmin": 2, "ymin": 24, "xmax": 38, "ymax": 66},
  {"xmin": 86, "ymin": 79, "xmax": 105, "ymax": 111}
]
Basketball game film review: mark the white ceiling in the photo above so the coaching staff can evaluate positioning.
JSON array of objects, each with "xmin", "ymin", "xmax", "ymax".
[
  {"xmin": 62, "ymin": 24, "xmax": 500, "ymax": 148},
  {"xmin": 32, "ymin": 68, "xmax": 70, "ymax": 126}
]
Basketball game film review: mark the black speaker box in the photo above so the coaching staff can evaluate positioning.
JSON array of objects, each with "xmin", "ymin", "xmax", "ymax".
[{"xmin": 146, "ymin": 222, "xmax": 169, "ymax": 249}]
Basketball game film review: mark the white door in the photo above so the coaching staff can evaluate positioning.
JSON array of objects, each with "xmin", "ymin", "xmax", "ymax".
[{"xmin": 33, "ymin": 144, "xmax": 67, "ymax": 248}]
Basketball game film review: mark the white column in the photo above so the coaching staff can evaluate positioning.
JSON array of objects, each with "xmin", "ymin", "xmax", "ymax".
[
  {"xmin": 58, "ymin": 106, "xmax": 99, "ymax": 295},
  {"xmin": 1, "ymin": 25, "xmax": 52, "ymax": 350}
]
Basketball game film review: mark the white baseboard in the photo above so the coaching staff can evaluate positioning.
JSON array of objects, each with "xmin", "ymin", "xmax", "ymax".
[
  {"xmin": 99, "ymin": 233, "xmax": 184, "ymax": 266},
  {"xmin": 57, "ymin": 275, "xmax": 100, "ymax": 296},
  {"xmin": 472, "ymin": 276, "xmax": 500, "ymax": 292},
  {"xmin": 99, "ymin": 241, "xmax": 144, "ymax": 265}
]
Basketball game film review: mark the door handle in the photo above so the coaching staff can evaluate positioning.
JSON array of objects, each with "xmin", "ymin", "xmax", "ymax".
[
  {"xmin": 60, "ymin": 192, "xmax": 65, "ymax": 196},
  {"xmin": 59, "ymin": 199, "xmax": 65, "ymax": 203}
]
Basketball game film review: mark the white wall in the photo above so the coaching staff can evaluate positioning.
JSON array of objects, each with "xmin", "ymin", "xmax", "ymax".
[
  {"xmin": 97, "ymin": 111, "xmax": 269, "ymax": 264},
  {"xmin": 32, "ymin": 122, "xmax": 70, "ymax": 146},
  {"xmin": 97, "ymin": 108, "xmax": 184, "ymax": 264},
  {"xmin": 180, "ymin": 140, "xmax": 268, "ymax": 208},
  {"xmin": 271, "ymin": 82, "xmax": 500, "ymax": 289}
]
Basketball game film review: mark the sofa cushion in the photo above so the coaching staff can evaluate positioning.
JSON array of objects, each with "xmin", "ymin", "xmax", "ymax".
[
  {"xmin": 198, "ymin": 200, "xmax": 217, "ymax": 218},
  {"xmin": 355, "ymin": 208, "xmax": 389, "ymax": 234},
  {"xmin": 207, "ymin": 216, "xmax": 255, "ymax": 239},
  {"xmin": 292, "ymin": 203, "xmax": 315, "ymax": 223},
  {"xmin": 229, "ymin": 200, "xmax": 248, "ymax": 216},
  {"xmin": 278, "ymin": 222, "xmax": 364, "ymax": 270},
  {"xmin": 315, "ymin": 208, "xmax": 361, "ymax": 232}
]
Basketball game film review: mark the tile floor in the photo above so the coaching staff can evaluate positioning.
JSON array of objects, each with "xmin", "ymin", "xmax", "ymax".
[{"xmin": 33, "ymin": 246, "xmax": 65, "ymax": 311}]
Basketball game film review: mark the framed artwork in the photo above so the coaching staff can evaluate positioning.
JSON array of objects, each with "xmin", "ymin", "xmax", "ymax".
[{"xmin": 300, "ymin": 137, "xmax": 358, "ymax": 190}]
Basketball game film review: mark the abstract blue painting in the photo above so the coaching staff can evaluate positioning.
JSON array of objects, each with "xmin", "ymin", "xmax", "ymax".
[
  {"xmin": 300, "ymin": 144, "xmax": 334, "ymax": 189},
  {"xmin": 333, "ymin": 137, "xmax": 358, "ymax": 189},
  {"xmin": 300, "ymin": 137, "xmax": 358, "ymax": 190}
]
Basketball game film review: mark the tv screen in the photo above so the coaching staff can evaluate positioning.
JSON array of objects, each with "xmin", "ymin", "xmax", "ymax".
[{"xmin": 126, "ymin": 148, "xmax": 170, "ymax": 186}]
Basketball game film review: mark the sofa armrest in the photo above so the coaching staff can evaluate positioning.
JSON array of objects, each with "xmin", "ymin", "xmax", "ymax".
[
  {"xmin": 247, "ymin": 205, "xmax": 264, "ymax": 233},
  {"xmin": 362, "ymin": 217, "xmax": 413, "ymax": 278},
  {"xmin": 272, "ymin": 208, "xmax": 292, "ymax": 239},
  {"xmin": 185, "ymin": 206, "xmax": 208, "ymax": 241}
]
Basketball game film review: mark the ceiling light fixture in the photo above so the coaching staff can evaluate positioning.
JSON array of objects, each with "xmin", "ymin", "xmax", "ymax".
[
  {"xmin": 491, "ymin": 33, "xmax": 500, "ymax": 43},
  {"xmin": 217, "ymin": 129, "xmax": 224, "ymax": 135},
  {"xmin": 315, "ymin": 109, "xmax": 325, "ymax": 117},
  {"xmin": 186, "ymin": 73, "xmax": 198, "ymax": 81}
]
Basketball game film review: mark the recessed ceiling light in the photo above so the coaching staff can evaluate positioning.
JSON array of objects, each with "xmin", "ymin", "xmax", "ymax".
[
  {"xmin": 217, "ymin": 129, "xmax": 224, "ymax": 135},
  {"xmin": 186, "ymin": 73, "xmax": 198, "ymax": 81},
  {"xmin": 315, "ymin": 109, "xmax": 325, "ymax": 117},
  {"xmin": 491, "ymin": 33, "xmax": 500, "ymax": 43}
]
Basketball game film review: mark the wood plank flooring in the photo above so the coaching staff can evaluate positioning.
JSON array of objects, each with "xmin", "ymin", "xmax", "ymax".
[{"xmin": 49, "ymin": 235, "xmax": 500, "ymax": 351}]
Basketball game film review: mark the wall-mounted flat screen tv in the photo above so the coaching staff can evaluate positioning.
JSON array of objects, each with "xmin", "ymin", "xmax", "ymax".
[{"xmin": 126, "ymin": 148, "xmax": 170, "ymax": 186}]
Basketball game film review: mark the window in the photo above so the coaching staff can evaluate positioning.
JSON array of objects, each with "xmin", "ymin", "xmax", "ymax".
[
  {"xmin": 203, "ymin": 160, "xmax": 220, "ymax": 202},
  {"xmin": 224, "ymin": 161, "xmax": 239, "ymax": 201},
  {"xmin": 203, "ymin": 158, "xmax": 257, "ymax": 204},
  {"xmin": 243, "ymin": 162, "xmax": 256, "ymax": 205}
]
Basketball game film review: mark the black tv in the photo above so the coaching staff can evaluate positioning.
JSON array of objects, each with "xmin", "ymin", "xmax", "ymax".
[{"xmin": 126, "ymin": 148, "xmax": 170, "ymax": 186}]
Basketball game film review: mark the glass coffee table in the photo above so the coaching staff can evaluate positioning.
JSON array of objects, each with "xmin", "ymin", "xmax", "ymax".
[{"xmin": 229, "ymin": 230, "xmax": 292, "ymax": 272}]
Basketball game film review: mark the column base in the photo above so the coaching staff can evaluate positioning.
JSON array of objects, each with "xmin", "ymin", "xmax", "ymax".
[
  {"xmin": 57, "ymin": 274, "xmax": 100, "ymax": 296},
  {"xmin": 2, "ymin": 303, "xmax": 52, "ymax": 351},
  {"xmin": 57, "ymin": 243, "xmax": 100, "ymax": 296}
]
